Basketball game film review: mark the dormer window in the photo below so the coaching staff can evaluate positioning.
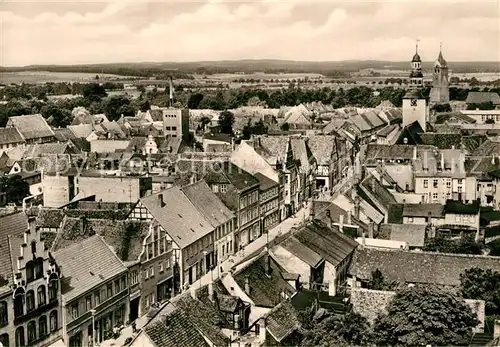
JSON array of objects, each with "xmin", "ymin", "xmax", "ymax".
[{"xmin": 31, "ymin": 240, "xmax": 36, "ymax": 254}]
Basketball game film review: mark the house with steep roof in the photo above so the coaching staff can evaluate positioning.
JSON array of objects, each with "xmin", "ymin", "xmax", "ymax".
[
  {"xmin": 127, "ymin": 186, "xmax": 215, "ymax": 288},
  {"xmin": 0, "ymin": 127, "xmax": 25, "ymax": 153},
  {"xmin": 466, "ymin": 92, "xmax": 500, "ymax": 106},
  {"xmin": 181, "ymin": 180, "xmax": 236, "ymax": 266},
  {"xmin": 52, "ymin": 235, "xmax": 128, "ymax": 347},
  {"xmin": 378, "ymin": 223, "xmax": 427, "ymax": 249},
  {"xmin": 290, "ymin": 137, "xmax": 316, "ymax": 205},
  {"xmin": 460, "ymin": 109, "xmax": 500, "ymax": 124},
  {"xmin": 202, "ymin": 161, "xmax": 261, "ymax": 250},
  {"xmin": 376, "ymin": 124, "xmax": 401, "ymax": 145},
  {"xmin": 281, "ymin": 104, "xmax": 313, "ymax": 130},
  {"xmin": 402, "ymin": 203, "xmax": 445, "ymax": 226},
  {"xmin": 271, "ymin": 219, "xmax": 358, "ymax": 296},
  {"xmin": 256, "ymin": 136, "xmax": 299, "ymax": 217},
  {"xmin": 0, "ymin": 213, "xmax": 63, "ymax": 347},
  {"xmin": 6, "ymin": 115, "xmax": 56, "ymax": 144},
  {"xmin": 254, "ymin": 173, "xmax": 281, "ymax": 233},
  {"xmin": 358, "ymin": 174, "xmax": 398, "ymax": 223}
]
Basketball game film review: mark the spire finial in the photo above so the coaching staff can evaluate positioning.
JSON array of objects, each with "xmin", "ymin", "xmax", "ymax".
[
  {"xmin": 416, "ymin": 39, "xmax": 420, "ymax": 53},
  {"xmin": 440, "ymin": 41, "xmax": 442, "ymax": 52}
]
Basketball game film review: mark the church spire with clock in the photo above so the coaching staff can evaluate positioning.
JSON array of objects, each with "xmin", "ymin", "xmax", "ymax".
[{"xmin": 402, "ymin": 40, "xmax": 428, "ymax": 132}]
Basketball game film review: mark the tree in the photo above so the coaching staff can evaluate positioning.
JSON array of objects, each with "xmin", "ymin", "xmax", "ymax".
[
  {"xmin": 199, "ymin": 116, "xmax": 211, "ymax": 130},
  {"xmin": 0, "ymin": 175, "xmax": 30, "ymax": 204},
  {"xmin": 423, "ymin": 234, "xmax": 483, "ymax": 255},
  {"xmin": 372, "ymin": 285, "xmax": 478, "ymax": 347},
  {"xmin": 242, "ymin": 119, "xmax": 252, "ymax": 140},
  {"xmin": 431, "ymin": 103, "xmax": 452, "ymax": 113},
  {"xmin": 82, "ymin": 83, "xmax": 107, "ymax": 103},
  {"xmin": 103, "ymin": 96, "xmax": 134, "ymax": 121},
  {"xmin": 460, "ymin": 267, "xmax": 500, "ymax": 315},
  {"xmin": 218, "ymin": 110, "xmax": 234, "ymax": 135},
  {"xmin": 40, "ymin": 104, "xmax": 72, "ymax": 128}
]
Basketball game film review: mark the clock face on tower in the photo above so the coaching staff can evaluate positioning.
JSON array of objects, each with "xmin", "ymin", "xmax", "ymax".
[{"xmin": 411, "ymin": 99, "xmax": 418, "ymax": 107}]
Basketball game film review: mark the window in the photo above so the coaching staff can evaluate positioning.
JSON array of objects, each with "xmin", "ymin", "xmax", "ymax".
[
  {"xmin": 35, "ymin": 258, "xmax": 44, "ymax": 279},
  {"xmin": 408, "ymin": 217, "xmax": 414, "ymax": 223},
  {"xmin": 37, "ymin": 286, "xmax": 46, "ymax": 307},
  {"xmin": 458, "ymin": 179, "xmax": 463, "ymax": 184},
  {"xmin": 94, "ymin": 291, "xmax": 100, "ymax": 307},
  {"xmin": 115, "ymin": 280, "xmax": 120, "ymax": 294},
  {"xmin": 121, "ymin": 277, "xmax": 126, "ymax": 291},
  {"xmin": 213, "ymin": 184, "xmax": 219, "ymax": 193},
  {"xmin": 27, "ymin": 321, "xmax": 36, "ymax": 344},
  {"xmin": 49, "ymin": 311, "xmax": 58, "ymax": 332},
  {"xmin": 31, "ymin": 240, "xmax": 37, "ymax": 254},
  {"xmin": 39, "ymin": 315, "xmax": 48, "ymax": 337},
  {"xmin": 159, "ymin": 263, "xmax": 164, "ymax": 272},
  {"xmin": 446, "ymin": 180, "xmax": 451, "ymax": 188},
  {"xmin": 131, "ymin": 271, "xmax": 139, "ymax": 285},
  {"xmin": 26, "ymin": 261, "xmax": 35, "ymax": 282},
  {"xmin": 166, "ymin": 259, "xmax": 170, "ymax": 269},
  {"xmin": 172, "ymin": 126, "xmax": 177, "ymax": 131},
  {"xmin": 48, "ymin": 279, "xmax": 58, "ymax": 302},
  {"xmin": 458, "ymin": 186, "xmax": 463, "ymax": 193},
  {"xmin": 456, "ymin": 215, "xmax": 461, "ymax": 222},
  {"xmin": 0, "ymin": 301, "xmax": 7, "ymax": 327},
  {"xmin": 255, "ymin": 323, "xmax": 260, "ymax": 335},
  {"xmin": 107, "ymin": 284, "xmax": 113, "ymax": 299},
  {"xmin": 150, "ymin": 266, "xmax": 154, "ymax": 277},
  {"xmin": 71, "ymin": 304, "xmax": 78, "ymax": 319},
  {"xmin": 16, "ymin": 326, "xmax": 25, "ymax": 347},
  {"xmin": 14, "ymin": 293, "xmax": 24, "ymax": 318},
  {"xmin": 145, "ymin": 296, "xmax": 150, "ymax": 308},
  {"xmin": 165, "ymin": 126, "xmax": 171, "ymax": 131},
  {"xmin": 220, "ymin": 184, "xmax": 227, "ymax": 193},
  {"xmin": 433, "ymin": 193, "xmax": 438, "ymax": 200},
  {"xmin": 0, "ymin": 333, "xmax": 8, "ymax": 347},
  {"xmin": 86, "ymin": 296, "xmax": 92, "ymax": 311},
  {"xmin": 433, "ymin": 179, "xmax": 438, "ymax": 188}
]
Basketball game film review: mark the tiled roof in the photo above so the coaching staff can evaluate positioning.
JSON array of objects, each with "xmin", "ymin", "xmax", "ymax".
[
  {"xmin": 23, "ymin": 143, "xmax": 73, "ymax": 158},
  {"xmin": 68, "ymin": 124, "xmax": 93, "ymax": 138},
  {"xmin": 53, "ymin": 235, "xmax": 127, "ymax": 301},
  {"xmin": 292, "ymin": 221, "xmax": 358, "ymax": 267},
  {"xmin": 266, "ymin": 301, "xmax": 301, "ymax": 343},
  {"xmin": 462, "ymin": 135, "xmax": 488, "ymax": 152},
  {"xmin": 0, "ymin": 212, "xmax": 28, "ymax": 287},
  {"xmin": 281, "ymin": 236, "xmax": 323, "ymax": 268},
  {"xmin": 181, "ymin": 180, "xmax": 235, "ymax": 228},
  {"xmin": 466, "ymin": 92, "xmax": 500, "ymax": 105},
  {"xmin": 377, "ymin": 124, "xmax": 399, "ymax": 138},
  {"xmin": 254, "ymin": 172, "xmax": 278, "ymax": 191},
  {"xmin": 143, "ymin": 304, "xmax": 210, "ymax": 347},
  {"xmin": 379, "ymin": 223, "xmax": 426, "ymax": 248},
  {"xmin": 0, "ymin": 127, "xmax": 24, "ymax": 145},
  {"xmin": 348, "ymin": 247, "xmax": 500, "ymax": 286},
  {"xmin": 445, "ymin": 199, "xmax": 480, "ymax": 215},
  {"xmin": 205, "ymin": 161, "xmax": 259, "ymax": 192},
  {"xmin": 435, "ymin": 112, "xmax": 476, "ymax": 124},
  {"xmin": 312, "ymin": 200, "xmax": 367, "ymax": 232},
  {"xmin": 359, "ymin": 175, "xmax": 397, "ymax": 212},
  {"xmin": 36, "ymin": 208, "xmax": 65, "ymax": 228},
  {"xmin": 171, "ymin": 292, "xmax": 229, "ymax": 346},
  {"xmin": 403, "ymin": 89, "xmax": 424, "ymax": 99},
  {"xmin": 403, "ymin": 203, "xmax": 445, "ymax": 218},
  {"xmin": 256, "ymin": 136, "xmax": 290, "ymax": 166},
  {"xmin": 53, "ymin": 128, "xmax": 77, "ymax": 142},
  {"xmin": 290, "ymin": 138, "xmax": 315, "ymax": 174},
  {"xmin": 307, "ymin": 135, "xmax": 337, "ymax": 166},
  {"xmin": 233, "ymin": 253, "xmax": 295, "ymax": 308},
  {"xmin": 52, "ymin": 217, "xmax": 150, "ymax": 262},
  {"xmin": 363, "ymin": 144, "xmax": 434, "ymax": 161},
  {"xmin": 471, "ymin": 140, "xmax": 500, "ymax": 157},
  {"xmin": 140, "ymin": 187, "xmax": 213, "ymax": 249},
  {"xmin": 7, "ymin": 114, "xmax": 55, "ymax": 140},
  {"xmin": 419, "ymin": 133, "xmax": 462, "ymax": 149}
]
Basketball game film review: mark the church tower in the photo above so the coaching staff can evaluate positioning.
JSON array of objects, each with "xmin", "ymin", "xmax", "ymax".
[
  {"xmin": 429, "ymin": 43, "xmax": 450, "ymax": 103},
  {"xmin": 402, "ymin": 40, "xmax": 428, "ymax": 131}
]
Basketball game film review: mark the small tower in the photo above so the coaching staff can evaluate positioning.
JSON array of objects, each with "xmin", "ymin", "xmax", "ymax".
[
  {"xmin": 402, "ymin": 40, "xmax": 428, "ymax": 131},
  {"xmin": 409, "ymin": 40, "xmax": 424, "ymax": 88},
  {"xmin": 429, "ymin": 43, "xmax": 450, "ymax": 103}
]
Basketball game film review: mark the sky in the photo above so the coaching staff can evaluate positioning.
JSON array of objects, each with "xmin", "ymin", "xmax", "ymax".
[{"xmin": 0, "ymin": 0, "xmax": 499, "ymax": 66}]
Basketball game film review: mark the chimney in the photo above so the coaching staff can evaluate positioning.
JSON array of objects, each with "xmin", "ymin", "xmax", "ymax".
[
  {"xmin": 208, "ymin": 277, "xmax": 214, "ymax": 302},
  {"xmin": 258, "ymin": 137, "xmax": 261, "ymax": 147},
  {"xmin": 259, "ymin": 317, "xmax": 267, "ymax": 341},
  {"xmin": 190, "ymin": 175, "xmax": 196, "ymax": 184},
  {"xmin": 347, "ymin": 210, "xmax": 352, "ymax": 225},
  {"xmin": 339, "ymin": 214, "xmax": 344, "ymax": 233},
  {"xmin": 413, "ymin": 146, "xmax": 417, "ymax": 160},
  {"xmin": 368, "ymin": 222, "xmax": 374, "ymax": 238},
  {"xmin": 80, "ymin": 216, "xmax": 86, "ymax": 234},
  {"xmin": 158, "ymin": 193, "xmax": 165, "ymax": 207},
  {"xmin": 28, "ymin": 216, "xmax": 36, "ymax": 235},
  {"xmin": 440, "ymin": 152, "xmax": 445, "ymax": 171},
  {"xmin": 231, "ymin": 137, "xmax": 235, "ymax": 151},
  {"xmin": 360, "ymin": 231, "xmax": 366, "ymax": 248},
  {"xmin": 354, "ymin": 197, "xmax": 360, "ymax": 219},
  {"xmin": 244, "ymin": 275, "xmax": 250, "ymax": 295},
  {"xmin": 264, "ymin": 253, "xmax": 271, "ymax": 277},
  {"xmin": 190, "ymin": 285, "xmax": 197, "ymax": 300},
  {"xmin": 169, "ymin": 77, "xmax": 174, "ymax": 107}
]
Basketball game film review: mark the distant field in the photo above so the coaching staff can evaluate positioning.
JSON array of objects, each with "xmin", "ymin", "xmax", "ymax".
[
  {"xmin": 0, "ymin": 71, "xmax": 136, "ymax": 84},
  {"xmin": 195, "ymin": 72, "xmax": 324, "ymax": 81}
]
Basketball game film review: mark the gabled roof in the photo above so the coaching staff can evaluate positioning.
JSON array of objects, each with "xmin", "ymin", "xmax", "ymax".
[
  {"xmin": 435, "ymin": 112, "xmax": 476, "ymax": 124},
  {"xmin": 348, "ymin": 247, "xmax": 500, "ymax": 286},
  {"xmin": 53, "ymin": 235, "xmax": 127, "ymax": 302},
  {"xmin": 53, "ymin": 128, "xmax": 77, "ymax": 142},
  {"xmin": 7, "ymin": 114, "xmax": 55, "ymax": 140},
  {"xmin": 466, "ymin": 92, "xmax": 500, "ymax": 105},
  {"xmin": 471, "ymin": 139, "xmax": 500, "ymax": 157},
  {"xmin": 379, "ymin": 223, "xmax": 426, "ymax": 248},
  {"xmin": 359, "ymin": 175, "xmax": 397, "ymax": 212},
  {"xmin": 312, "ymin": 200, "xmax": 367, "ymax": 232},
  {"xmin": 233, "ymin": 253, "xmax": 295, "ymax": 308},
  {"xmin": 23, "ymin": 143, "xmax": 75, "ymax": 158},
  {"xmin": 403, "ymin": 203, "xmax": 445, "ymax": 218},
  {"xmin": 143, "ymin": 304, "xmax": 210, "ymax": 347},
  {"xmin": 140, "ymin": 187, "xmax": 213, "ymax": 249},
  {"xmin": 290, "ymin": 138, "xmax": 315, "ymax": 174},
  {"xmin": 0, "ymin": 127, "xmax": 25, "ymax": 145},
  {"xmin": 445, "ymin": 199, "xmax": 480, "ymax": 215},
  {"xmin": 419, "ymin": 133, "xmax": 462, "ymax": 149},
  {"xmin": 230, "ymin": 141, "xmax": 279, "ymax": 183},
  {"xmin": 68, "ymin": 124, "xmax": 94, "ymax": 139},
  {"xmin": 256, "ymin": 136, "xmax": 289, "ymax": 166},
  {"xmin": 0, "ymin": 212, "xmax": 28, "ymax": 287},
  {"xmin": 307, "ymin": 135, "xmax": 337, "ymax": 166},
  {"xmin": 36, "ymin": 208, "xmax": 65, "ymax": 229},
  {"xmin": 266, "ymin": 301, "xmax": 301, "ymax": 343},
  {"xmin": 397, "ymin": 121, "xmax": 424, "ymax": 145},
  {"xmin": 204, "ymin": 161, "xmax": 259, "ymax": 192},
  {"xmin": 181, "ymin": 180, "xmax": 235, "ymax": 228},
  {"xmin": 254, "ymin": 172, "xmax": 278, "ymax": 191}
]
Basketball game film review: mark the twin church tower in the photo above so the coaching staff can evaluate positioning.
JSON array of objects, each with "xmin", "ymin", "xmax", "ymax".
[{"xmin": 402, "ymin": 41, "xmax": 450, "ymax": 132}]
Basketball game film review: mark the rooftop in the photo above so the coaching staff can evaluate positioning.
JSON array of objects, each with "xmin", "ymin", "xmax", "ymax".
[
  {"xmin": 7, "ymin": 114, "xmax": 55, "ymax": 140},
  {"xmin": 254, "ymin": 172, "xmax": 278, "ymax": 191},
  {"xmin": 0, "ymin": 212, "xmax": 28, "ymax": 287},
  {"xmin": 0, "ymin": 127, "xmax": 24, "ymax": 145},
  {"xmin": 349, "ymin": 247, "xmax": 500, "ymax": 286},
  {"xmin": 466, "ymin": 92, "xmax": 500, "ymax": 105},
  {"xmin": 266, "ymin": 301, "xmax": 301, "ymax": 343},
  {"xmin": 445, "ymin": 199, "xmax": 480, "ymax": 215},
  {"xmin": 53, "ymin": 235, "xmax": 128, "ymax": 302},
  {"xmin": 378, "ymin": 223, "xmax": 426, "ymax": 248},
  {"xmin": 403, "ymin": 203, "xmax": 445, "ymax": 218}
]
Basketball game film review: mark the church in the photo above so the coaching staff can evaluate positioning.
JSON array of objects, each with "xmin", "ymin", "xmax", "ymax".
[{"xmin": 401, "ymin": 42, "xmax": 450, "ymax": 135}]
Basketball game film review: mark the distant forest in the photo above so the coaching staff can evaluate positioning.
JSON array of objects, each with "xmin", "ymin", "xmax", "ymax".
[{"xmin": 1, "ymin": 59, "xmax": 499, "ymax": 77}]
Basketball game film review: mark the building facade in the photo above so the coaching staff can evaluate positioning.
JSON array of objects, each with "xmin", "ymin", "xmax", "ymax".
[
  {"xmin": 162, "ymin": 108, "xmax": 190, "ymax": 141},
  {"xmin": 429, "ymin": 46, "xmax": 450, "ymax": 104}
]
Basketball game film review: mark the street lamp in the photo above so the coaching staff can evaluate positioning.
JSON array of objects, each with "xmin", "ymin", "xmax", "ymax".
[{"xmin": 90, "ymin": 309, "xmax": 96, "ymax": 347}]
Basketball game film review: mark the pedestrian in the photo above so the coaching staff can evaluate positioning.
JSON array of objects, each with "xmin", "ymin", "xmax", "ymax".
[{"xmin": 132, "ymin": 321, "xmax": 137, "ymax": 334}]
